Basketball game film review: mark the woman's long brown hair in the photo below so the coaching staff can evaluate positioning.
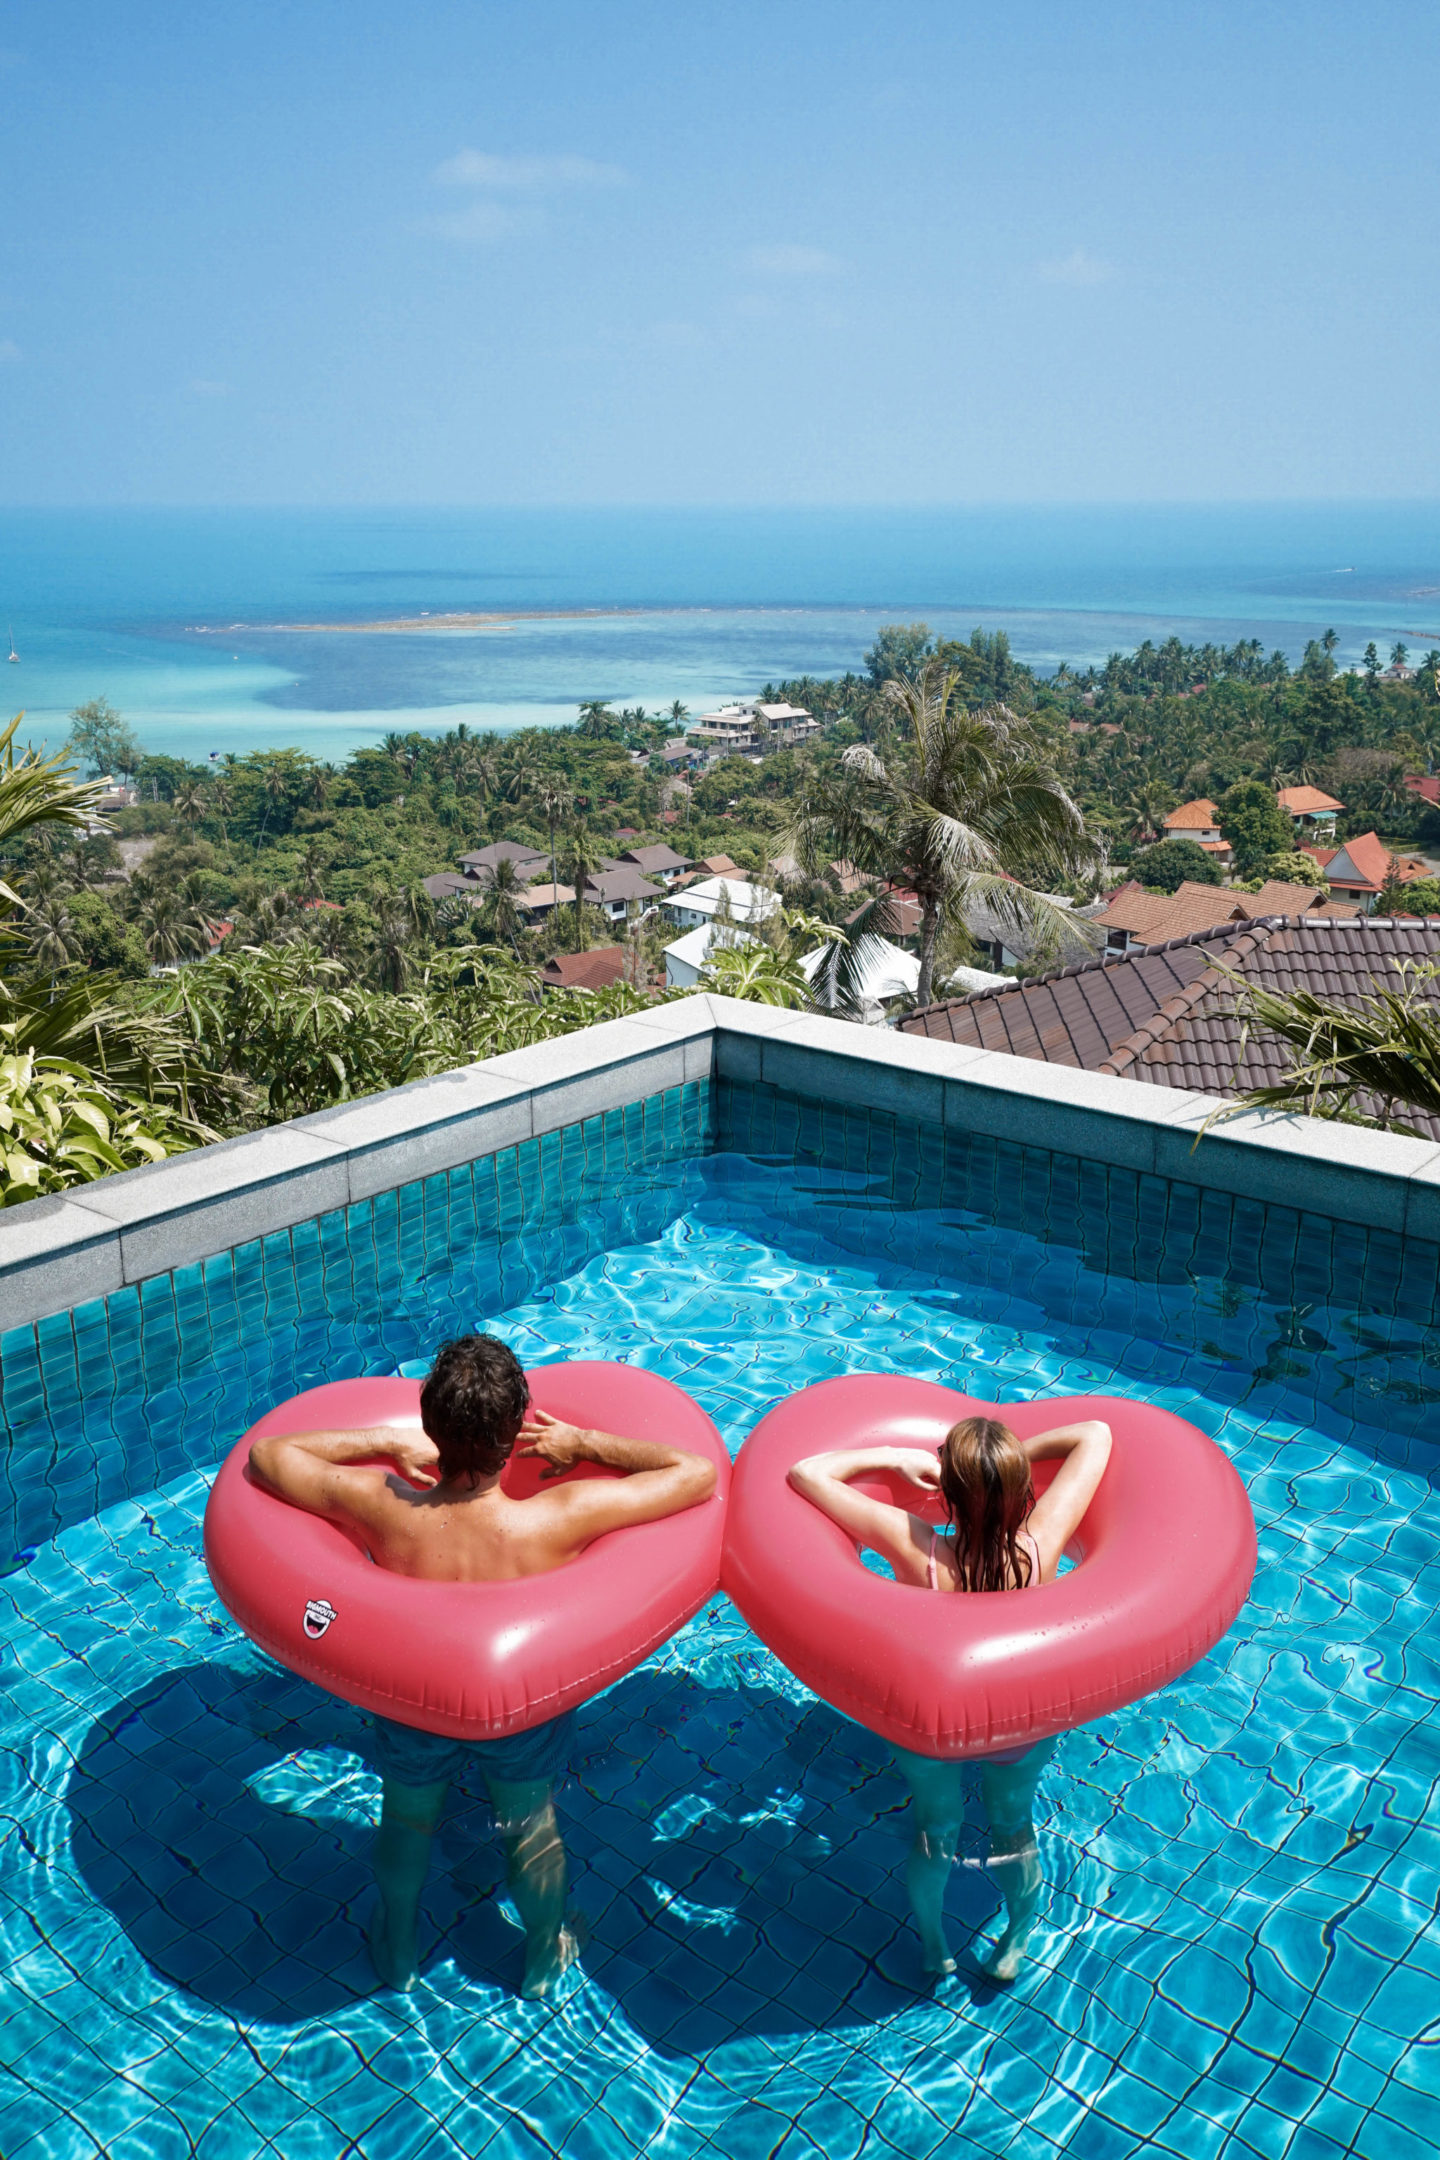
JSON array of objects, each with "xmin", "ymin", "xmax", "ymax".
[{"xmin": 938, "ymin": 1416, "xmax": 1035, "ymax": 1591}]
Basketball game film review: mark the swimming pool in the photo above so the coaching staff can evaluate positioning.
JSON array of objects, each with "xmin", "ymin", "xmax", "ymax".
[{"xmin": 1, "ymin": 1077, "xmax": 1438, "ymax": 2158}]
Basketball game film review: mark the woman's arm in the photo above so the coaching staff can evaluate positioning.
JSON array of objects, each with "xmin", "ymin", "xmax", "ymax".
[
  {"xmin": 788, "ymin": 1447, "xmax": 939, "ymax": 1583},
  {"xmin": 1022, "ymin": 1420, "xmax": 1112, "ymax": 1580}
]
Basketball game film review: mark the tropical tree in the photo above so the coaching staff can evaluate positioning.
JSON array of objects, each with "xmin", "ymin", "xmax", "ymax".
[
  {"xmin": 368, "ymin": 885, "xmax": 429, "ymax": 992},
  {"xmin": 65, "ymin": 697, "xmax": 141, "ymax": 781},
  {"xmin": 534, "ymin": 775, "xmax": 574, "ymax": 897},
  {"xmin": 134, "ymin": 878, "xmax": 213, "ymax": 966},
  {"xmin": 23, "ymin": 891, "xmax": 85, "ymax": 978},
  {"xmin": 472, "ymin": 857, "xmax": 531, "ymax": 952},
  {"xmin": 700, "ymin": 944, "xmax": 813, "ymax": 1008},
  {"xmin": 1216, "ymin": 780, "xmax": 1293, "ymax": 877},
  {"xmin": 561, "ymin": 827, "xmax": 607, "ymax": 949},
  {"xmin": 172, "ymin": 778, "xmax": 209, "ymax": 833},
  {"xmin": 790, "ymin": 664, "xmax": 1091, "ymax": 1006}
]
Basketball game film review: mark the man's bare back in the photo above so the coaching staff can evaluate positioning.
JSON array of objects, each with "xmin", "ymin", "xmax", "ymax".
[{"xmin": 249, "ymin": 1407, "xmax": 716, "ymax": 1579}]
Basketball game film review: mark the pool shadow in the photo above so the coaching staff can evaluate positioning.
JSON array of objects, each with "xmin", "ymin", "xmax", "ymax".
[{"xmin": 66, "ymin": 1659, "xmax": 1009, "ymax": 2040}]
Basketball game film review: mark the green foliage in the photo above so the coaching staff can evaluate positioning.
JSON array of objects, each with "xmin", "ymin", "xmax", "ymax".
[
  {"xmin": 0, "ymin": 1047, "xmax": 200, "ymax": 1204},
  {"xmin": 1131, "ymin": 837, "xmax": 1222, "ymax": 891},
  {"xmin": 699, "ymin": 944, "xmax": 813, "ymax": 1008},
  {"xmin": 1217, "ymin": 780, "xmax": 1294, "ymax": 875},
  {"xmin": 66, "ymin": 697, "xmax": 142, "ymax": 780},
  {"xmin": 147, "ymin": 941, "xmax": 682, "ymax": 1124},
  {"xmin": 863, "ymin": 624, "xmax": 933, "ymax": 686},
  {"xmin": 64, "ymin": 891, "xmax": 152, "ymax": 977},
  {"xmin": 1217, "ymin": 960, "xmax": 1440, "ymax": 1135},
  {"xmin": 1389, "ymin": 876, "xmax": 1440, "ymax": 917},
  {"xmin": 1265, "ymin": 850, "xmax": 1327, "ymax": 888}
]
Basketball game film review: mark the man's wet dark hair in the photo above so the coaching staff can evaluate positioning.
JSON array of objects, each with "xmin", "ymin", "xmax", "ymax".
[{"xmin": 420, "ymin": 1336, "xmax": 530, "ymax": 1485}]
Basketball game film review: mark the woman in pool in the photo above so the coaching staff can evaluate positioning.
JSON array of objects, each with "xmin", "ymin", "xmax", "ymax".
[{"xmin": 788, "ymin": 1412, "xmax": 1111, "ymax": 1982}]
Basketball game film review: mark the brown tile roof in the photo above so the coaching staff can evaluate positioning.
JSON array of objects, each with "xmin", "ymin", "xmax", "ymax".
[
  {"xmin": 618, "ymin": 844, "xmax": 691, "ymax": 874},
  {"xmin": 902, "ymin": 915, "xmax": 1440, "ymax": 1137},
  {"xmin": 540, "ymin": 945, "xmax": 626, "ymax": 990},
  {"xmin": 1095, "ymin": 887, "xmax": 1244, "ymax": 942}
]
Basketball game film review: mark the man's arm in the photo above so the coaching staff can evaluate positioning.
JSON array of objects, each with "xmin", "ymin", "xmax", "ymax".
[
  {"xmin": 516, "ymin": 1410, "xmax": 716, "ymax": 1551},
  {"xmin": 249, "ymin": 1424, "xmax": 440, "ymax": 1527}
]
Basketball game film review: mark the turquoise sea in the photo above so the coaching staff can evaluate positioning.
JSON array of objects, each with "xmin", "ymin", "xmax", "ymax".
[{"xmin": 4, "ymin": 504, "xmax": 1440, "ymax": 762}]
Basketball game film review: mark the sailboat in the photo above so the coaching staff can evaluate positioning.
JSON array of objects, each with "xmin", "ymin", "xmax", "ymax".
[{"xmin": 6, "ymin": 628, "xmax": 16, "ymax": 664}]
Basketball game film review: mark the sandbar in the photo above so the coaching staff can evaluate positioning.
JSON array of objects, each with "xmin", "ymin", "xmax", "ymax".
[{"xmin": 190, "ymin": 608, "xmax": 649, "ymax": 636}]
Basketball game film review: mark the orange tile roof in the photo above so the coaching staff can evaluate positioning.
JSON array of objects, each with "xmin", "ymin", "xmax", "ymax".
[
  {"xmin": 1277, "ymin": 785, "xmax": 1344, "ymax": 815},
  {"xmin": 1324, "ymin": 830, "xmax": 1429, "ymax": 893},
  {"xmin": 1163, "ymin": 798, "xmax": 1220, "ymax": 830}
]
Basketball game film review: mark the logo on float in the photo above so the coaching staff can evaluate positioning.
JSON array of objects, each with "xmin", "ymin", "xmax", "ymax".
[{"xmin": 303, "ymin": 1598, "xmax": 338, "ymax": 1639}]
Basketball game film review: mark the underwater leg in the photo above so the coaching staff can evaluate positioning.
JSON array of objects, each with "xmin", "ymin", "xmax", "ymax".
[
  {"xmin": 370, "ymin": 1774, "xmax": 449, "ymax": 1989},
  {"xmin": 891, "ymin": 1746, "xmax": 969, "ymax": 1975},
  {"xmin": 979, "ymin": 1736, "xmax": 1057, "ymax": 1981}
]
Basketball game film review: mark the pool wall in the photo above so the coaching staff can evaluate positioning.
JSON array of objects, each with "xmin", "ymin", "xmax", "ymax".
[{"xmin": 4, "ymin": 993, "xmax": 1440, "ymax": 1340}]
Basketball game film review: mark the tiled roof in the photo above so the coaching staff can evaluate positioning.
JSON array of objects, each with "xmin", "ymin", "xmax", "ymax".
[
  {"xmin": 457, "ymin": 841, "xmax": 548, "ymax": 874},
  {"xmin": 583, "ymin": 867, "xmax": 663, "ymax": 905},
  {"xmin": 901, "ymin": 916, "xmax": 1440, "ymax": 1138},
  {"xmin": 619, "ymin": 844, "xmax": 691, "ymax": 874},
  {"xmin": 1277, "ymin": 785, "xmax": 1344, "ymax": 815},
  {"xmin": 422, "ymin": 871, "xmax": 477, "ymax": 901},
  {"xmin": 1095, "ymin": 886, "xmax": 1243, "ymax": 941},
  {"xmin": 1405, "ymin": 774, "xmax": 1440, "ymax": 805},
  {"xmin": 1324, "ymin": 830, "xmax": 1430, "ymax": 893},
  {"xmin": 1163, "ymin": 798, "xmax": 1219, "ymax": 829},
  {"xmin": 540, "ymin": 945, "xmax": 626, "ymax": 989}
]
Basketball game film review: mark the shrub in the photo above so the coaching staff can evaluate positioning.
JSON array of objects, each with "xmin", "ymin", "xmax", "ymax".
[{"xmin": 1131, "ymin": 838, "xmax": 1222, "ymax": 891}]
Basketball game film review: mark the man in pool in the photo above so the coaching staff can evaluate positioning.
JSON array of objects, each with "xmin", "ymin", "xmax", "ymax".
[{"xmin": 249, "ymin": 1334, "xmax": 717, "ymax": 1999}]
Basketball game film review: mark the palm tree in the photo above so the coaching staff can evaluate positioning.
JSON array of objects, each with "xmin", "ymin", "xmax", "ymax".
[
  {"xmin": 136, "ymin": 880, "xmax": 213, "ymax": 967},
  {"xmin": 210, "ymin": 779, "xmax": 234, "ymax": 843},
  {"xmin": 561, "ymin": 827, "xmax": 607, "ymax": 949},
  {"xmin": 501, "ymin": 750, "xmax": 540, "ymax": 805},
  {"xmin": 472, "ymin": 857, "xmax": 530, "ymax": 953},
  {"xmin": 668, "ymin": 700, "xmax": 690, "ymax": 729},
  {"xmin": 24, "ymin": 891, "xmax": 84, "ymax": 979},
  {"xmin": 791, "ymin": 663, "xmax": 1092, "ymax": 1006},
  {"xmin": 369, "ymin": 889, "xmax": 418, "ymax": 992},
  {"xmin": 297, "ymin": 839, "xmax": 328, "ymax": 900},
  {"xmin": 173, "ymin": 779, "xmax": 208, "ymax": 834},
  {"xmin": 255, "ymin": 758, "xmax": 291, "ymax": 843},
  {"xmin": 534, "ymin": 775, "xmax": 574, "ymax": 897}
]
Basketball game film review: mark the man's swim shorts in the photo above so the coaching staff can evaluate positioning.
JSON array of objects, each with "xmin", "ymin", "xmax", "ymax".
[{"xmin": 371, "ymin": 1708, "xmax": 576, "ymax": 1788}]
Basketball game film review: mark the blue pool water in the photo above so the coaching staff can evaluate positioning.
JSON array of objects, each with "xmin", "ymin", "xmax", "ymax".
[{"xmin": 2, "ymin": 1079, "xmax": 1440, "ymax": 2157}]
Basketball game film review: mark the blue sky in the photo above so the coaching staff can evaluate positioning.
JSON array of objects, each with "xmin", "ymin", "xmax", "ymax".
[{"xmin": 3, "ymin": 0, "xmax": 1438, "ymax": 505}]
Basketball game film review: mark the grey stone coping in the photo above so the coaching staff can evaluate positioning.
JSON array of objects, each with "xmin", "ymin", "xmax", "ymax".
[{"xmin": 1, "ymin": 991, "xmax": 1436, "ymax": 1335}]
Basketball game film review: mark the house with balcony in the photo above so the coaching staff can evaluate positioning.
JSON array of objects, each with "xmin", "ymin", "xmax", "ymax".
[{"xmin": 1277, "ymin": 785, "xmax": 1343, "ymax": 838}]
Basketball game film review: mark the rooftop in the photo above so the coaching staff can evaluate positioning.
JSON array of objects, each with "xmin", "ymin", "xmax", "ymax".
[
  {"xmin": 539, "ymin": 945, "xmax": 627, "ymax": 990},
  {"xmin": 1277, "ymin": 785, "xmax": 1344, "ymax": 815},
  {"xmin": 457, "ymin": 841, "xmax": 548, "ymax": 875},
  {"xmin": 1162, "ymin": 798, "xmax": 1220, "ymax": 830},
  {"xmin": 902, "ymin": 913, "xmax": 1440, "ymax": 1137}
]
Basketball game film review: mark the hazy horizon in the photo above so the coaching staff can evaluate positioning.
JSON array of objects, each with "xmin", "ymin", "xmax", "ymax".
[{"xmin": 4, "ymin": 1, "xmax": 1438, "ymax": 509}]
